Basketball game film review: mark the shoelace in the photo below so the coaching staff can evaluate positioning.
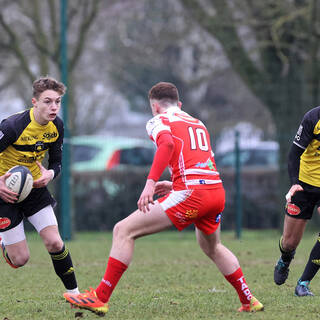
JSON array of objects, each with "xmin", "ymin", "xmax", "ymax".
[
  {"xmin": 299, "ymin": 280, "xmax": 310, "ymax": 288},
  {"xmin": 277, "ymin": 259, "xmax": 288, "ymax": 269},
  {"xmin": 83, "ymin": 288, "xmax": 96, "ymax": 297}
]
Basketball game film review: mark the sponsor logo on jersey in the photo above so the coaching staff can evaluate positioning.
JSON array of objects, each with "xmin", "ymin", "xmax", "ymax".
[
  {"xmin": 287, "ymin": 203, "xmax": 301, "ymax": 216},
  {"xmin": 0, "ymin": 130, "xmax": 4, "ymax": 140},
  {"xmin": 174, "ymin": 112, "xmax": 199, "ymax": 124},
  {"xmin": 18, "ymin": 155, "xmax": 37, "ymax": 163},
  {"xmin": 20, "ymin": 135, "xmax": 38, "ymax": 141},
  {"xmin": 195, "ymin": 159, "xmax": 215, "ymax": 170},
  {"xmin": 35, "ymin": 141, "xmax": 45, "ymax": 152},
  {"xmin": 43, "ymin": 132, "xmax": 57, "ymax": 139},
  {"xmin": 295, "ymin": 125, "xmax": 303, "ymax": 141},
  {"xmin": 0, "ymin": 217, "xmax": 11, "ymax": 229}
]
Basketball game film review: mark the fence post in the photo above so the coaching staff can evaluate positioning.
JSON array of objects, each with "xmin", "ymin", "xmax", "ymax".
[
  {"xmin": 235, "ymin": 131, "xmax": 242, "ymax": 239},
  {"xmin": 60, "ymin": 0, "xmax": 72, "ymax": 240}
]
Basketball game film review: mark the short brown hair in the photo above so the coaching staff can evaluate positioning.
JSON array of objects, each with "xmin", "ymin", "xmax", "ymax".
[
  {"xmin": 148, "ymin": 82, "xmax": 179, "ymax": 104},
  {"xmin": 32, "ymin": 76, "xmax": 66, "ymax": 99}
]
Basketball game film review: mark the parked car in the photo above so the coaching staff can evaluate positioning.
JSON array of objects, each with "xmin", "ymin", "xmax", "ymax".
[
  {"xmin": 214, "ymin": 141, "xmax": 279, "ymax": 168},
  {"xmin": 71, "ymin": 135, "xmax": 155, "ymax": 172}
]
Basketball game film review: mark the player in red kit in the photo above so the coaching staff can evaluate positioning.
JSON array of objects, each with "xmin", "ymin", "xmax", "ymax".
[{"xmin": 64, "ymin": 82, "xmax": 264, "ymax": 315}]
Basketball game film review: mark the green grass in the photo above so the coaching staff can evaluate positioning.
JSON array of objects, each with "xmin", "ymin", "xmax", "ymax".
[{"xmin": 1, "ymin": 230, "xmax": 320, "ymax": 319}]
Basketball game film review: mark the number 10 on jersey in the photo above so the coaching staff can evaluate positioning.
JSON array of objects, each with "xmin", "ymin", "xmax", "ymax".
[{"xmin": 188, "ymin": 127, "xmax": 209, "ymax": 151}]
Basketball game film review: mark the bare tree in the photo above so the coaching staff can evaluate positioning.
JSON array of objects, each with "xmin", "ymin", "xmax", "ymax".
[
  {"xmin": 182, "ymin": 0, "xmax": 320, "ymax": 197},
  {"xmin": 0, "ymin": 0, "xmax": 101, "ymax": 132}
]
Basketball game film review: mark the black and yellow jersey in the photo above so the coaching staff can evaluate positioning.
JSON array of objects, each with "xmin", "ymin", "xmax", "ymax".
[
  {"xmin": 0, "ymin": 108, "xmax": 63, "ymax": 180},
  {"xmin": 293, "ymin": 106, "xmax": 320, "ymax": 187}
]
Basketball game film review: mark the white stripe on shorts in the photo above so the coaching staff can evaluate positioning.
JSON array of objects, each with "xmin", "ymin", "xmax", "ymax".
[{"xmin": 159, "ymin": 189, "xmax": 193, "ymax": 211}]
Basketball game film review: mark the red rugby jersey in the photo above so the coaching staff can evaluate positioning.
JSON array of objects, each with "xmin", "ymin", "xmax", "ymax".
[{"xmin": 146, "ymin": 106, "xmax": 222, "ymax": 190}]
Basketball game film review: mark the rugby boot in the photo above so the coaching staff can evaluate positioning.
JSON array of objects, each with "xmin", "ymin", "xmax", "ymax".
[
  {"xmin": 238, "ymin": 296, "xmax": 264, "ymax": 312},
  {"xmin": 274, "ymin": 257, "xmax": 290, "ymax": 285},
  {"xmin": 64, "ymin": 287, "xmax": 108, "ymax": 316},
  {"xmin": 294, "ymin": 279, "xmax": 314, "ymax": 297}
]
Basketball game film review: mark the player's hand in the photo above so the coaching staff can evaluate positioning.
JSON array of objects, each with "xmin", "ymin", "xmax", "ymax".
[
  {"xmin": 33, "ymin": 161, "xmax": 54, "ymax": 188},
  {"xmin": 285, "ymin": 184, "xmax": 304, "ymax": 203},
  {"xmin": 154, "ymin": 180, "xmax": 172, "ymax": 197},
  {"xmin": 138, "ymin": 179, "xmax": 155, "ymax": 213},
  {"xmin": 0, "ymin": 173, "xmax": 19, "ymax": 203}
]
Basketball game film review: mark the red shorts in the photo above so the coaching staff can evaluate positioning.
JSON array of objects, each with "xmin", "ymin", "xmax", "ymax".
[{"xmin": 158, "ymin": 186, "xmax": 225, "ymax": 235}]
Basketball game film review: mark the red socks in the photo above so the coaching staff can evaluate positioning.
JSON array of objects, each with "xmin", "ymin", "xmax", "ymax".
[
  {"xmin": 95, "ymin": 257, "xmax": 128, "ymax": 303},
  {"xmin": 224, "ymin": 267, "xmax": 252, "ymax": 305},
  {"xmin": 95, "ymin": 260, "xmax": 251, "ymax": 306}
]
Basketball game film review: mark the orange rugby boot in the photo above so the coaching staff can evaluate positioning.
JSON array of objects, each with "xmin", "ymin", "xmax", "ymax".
[
  {"xmin": 238, "ymin": 296, "xmax": 264, "ymax": 312},
  {"xmin": 63, "ymin": 287, "xmax": 108, "ymax": 316}
]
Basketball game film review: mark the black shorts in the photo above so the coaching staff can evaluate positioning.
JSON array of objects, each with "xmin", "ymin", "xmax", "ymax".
[
  {"xmin": 0, "ymin": 187, "xmax": 56, "ymax": 232},
  {"xmin": 285, "ymin": 181, "xmax": 320, "ymax": 220}
]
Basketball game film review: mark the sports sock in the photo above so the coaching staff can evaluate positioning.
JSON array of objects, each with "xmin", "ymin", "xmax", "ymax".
[
  {"xmin": 279, "ymin": 236, "xmax": 296, "ymax": 264},
  {"xmin": 67, "ymin": 288, "xmax": 80, "ymax": 294},
  {"xmin": 96, "ymin": 257, "xmax": 128, "ymax": 303},
  {"xmin": 300, "ymin": 234, "xmax": 320, "ymax": 282},
  {"xmin": 224, "ymin": 267, "xmax": 252, "ymax": 305},
  {"xmin": 49, "ymin": 244, "xmax": 78, "ymax": 290}
]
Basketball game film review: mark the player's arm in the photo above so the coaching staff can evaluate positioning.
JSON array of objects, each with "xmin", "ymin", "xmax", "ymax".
[
  {"xmin": 138, "ymin": 132, "xmax": 174, "ymax": 212},
  {"xmin": 47, "ymin": 120, "xmax": 64, "ymax": 179},
  {"xmin": 286, "ymin": 144, "xmax": 305, "ymax": 202},
  {"xmin": 154, "ymin": 180, "xmax": 173, "ymax": 197},
  {"xmin": 0, "ymin": 120, "xmax": 19, "ymax": 202},
  {"xmin": 286, "ymin": 111, "xmax": 314, "ymax": 202},
  {"xmin": 0, "ymin": 119, "xmax": 17, "ymax": 153},
  {"xmin": 33, "ymin": 120, "xmax": 63, "ymax": 188}
]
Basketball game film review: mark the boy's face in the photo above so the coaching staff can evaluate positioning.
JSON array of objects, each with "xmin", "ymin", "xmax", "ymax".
[{"xmin": 32, "ymin": 90, "xmax": 62, "ymax": 124}]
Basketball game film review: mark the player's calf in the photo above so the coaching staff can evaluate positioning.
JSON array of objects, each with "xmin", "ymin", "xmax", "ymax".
[{"xmin": 274, "ymin": 237, "xmax": 296, "ymax": 285}]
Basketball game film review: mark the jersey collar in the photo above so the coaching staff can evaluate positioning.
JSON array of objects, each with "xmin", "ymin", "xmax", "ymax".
[
  {"xmin": 164, "ymin": 106, "xmax": 181, "ymax": 114},
  {"xmin": 30, "ymin": 107, "xmax": 50, "ymax": 128}
]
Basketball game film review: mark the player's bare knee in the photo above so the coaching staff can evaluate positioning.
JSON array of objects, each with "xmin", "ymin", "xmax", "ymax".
[
  {"xmin": 10, "ymin": 252, "xmax": 29, "ymax": 267},
  {"xmin": 44, "ymin": 238, "xmax": 63, "ymax": 252},
  {"xmin": 281, "ymin": 236, "xmax": 298, "ymax": 251},
  {"xmin": 113, "ymin": 221, "xmax": 131, "ymax": 242}
]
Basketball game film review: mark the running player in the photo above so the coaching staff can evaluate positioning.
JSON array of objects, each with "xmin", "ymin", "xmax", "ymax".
[
  {"xmin": 0, "ymin": 77, "xmax": 79, "ymax": 296},
  {"xmin": 64, "ymin": 82, "xmax": 264, "ymax": 315},
  {"xmin": 274, "ymin": 105, "xmax": 320, "ymax": 296}
]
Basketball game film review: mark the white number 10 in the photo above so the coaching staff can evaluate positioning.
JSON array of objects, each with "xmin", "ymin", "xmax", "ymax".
[{"xmin": 188, "ymin": 127, "xmax": 209, "ymax": 151}]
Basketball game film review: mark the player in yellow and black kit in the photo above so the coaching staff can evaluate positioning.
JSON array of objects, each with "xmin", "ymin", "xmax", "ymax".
[
  {"xmin": 0, "ymin": 77, "xmax": 80, "ymax": 298},
  {"xmin": 274, "ymin": 106, "xmax": 320, "ymax": 296}
]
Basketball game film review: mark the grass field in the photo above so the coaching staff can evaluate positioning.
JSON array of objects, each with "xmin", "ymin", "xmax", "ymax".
[{"xmin": 1, "ymin": 229, "xmax": 320, "ymax": 320}]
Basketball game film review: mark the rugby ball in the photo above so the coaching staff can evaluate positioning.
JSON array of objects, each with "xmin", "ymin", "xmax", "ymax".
[{"xmin": 6, "ymin": 166, "xmax": 33, "ymax": 202}]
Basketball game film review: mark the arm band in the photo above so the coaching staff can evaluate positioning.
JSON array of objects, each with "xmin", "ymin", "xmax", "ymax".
[{"xmin": 147, "ymin": 132, "xmax": 174, "ymax": 182}]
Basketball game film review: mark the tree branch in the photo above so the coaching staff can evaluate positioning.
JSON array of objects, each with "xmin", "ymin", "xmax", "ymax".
[
  {"xmin": 69, "ymin": 0, "xmax": 101, "ymax": 72},
  {"xmin": 0, "ymin": 11, "xmax": 35, "ymax": 81},
  {"xmin": 182, "ymin": 0, "xmax": 266, "ymax": 101},
  {"xmin": 29, "ymin": 0, "xmax": 49, "ymax": 75}
]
